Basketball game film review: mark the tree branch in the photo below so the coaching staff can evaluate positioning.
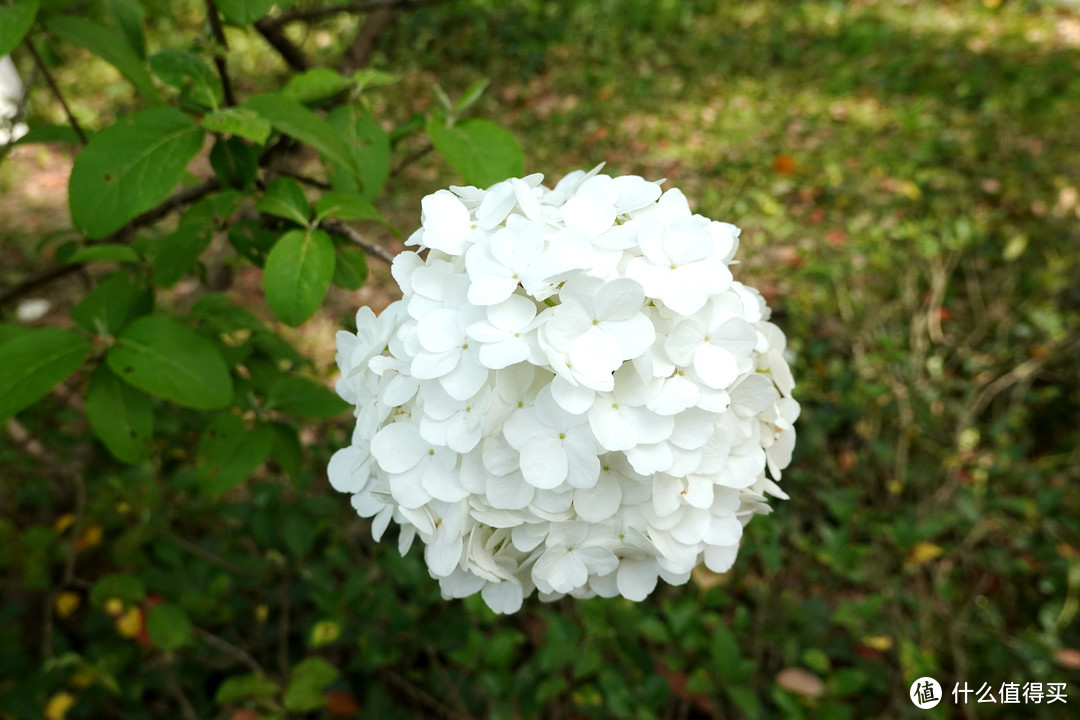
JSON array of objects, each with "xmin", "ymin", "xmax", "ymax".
[
  {"xmin": 25, "ymin": 40, "xmax": 87, "ymax": 144},
  {"xmin": 322, "ymin": 218, "xmax": 396, "ymax": 265},
  {"xmin": 390, "ymin": 142, "xmax": 433, "ymax": 177},
  {"xmin": 0, "ymin": 178, "xmax": 221, "ymax": 309},
  {"xmin": 192, "ymin": 626, "xmax": 267, "ymax": 676},
  {"xmin": 253, "ymin": 18, "xmax": 310, "ymax": 72},
  {"xmin": 265, "ymin": 0, "xmax": 446, "ymax": 29},
  {"xmin": 205, "ymin": 0, "xmax": 238, "ymax": 106}
]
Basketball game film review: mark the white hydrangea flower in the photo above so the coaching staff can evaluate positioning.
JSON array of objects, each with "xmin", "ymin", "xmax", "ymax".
[{"xmin": 329, "ymin": 166, "xmax": 799, "ymax": 613}]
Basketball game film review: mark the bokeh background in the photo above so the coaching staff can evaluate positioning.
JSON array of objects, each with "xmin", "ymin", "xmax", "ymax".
[{"xmin": 1, "ymin": 0, "xmax": 1079, "ymax": 718}]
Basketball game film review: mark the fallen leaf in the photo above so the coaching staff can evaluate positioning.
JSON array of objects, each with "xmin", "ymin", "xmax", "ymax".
[
  {"xmin": 861, "ymin": 635, "xmax": 893, "ymax": 651},
  {"xmin": 776, "ymin": 667, "xmax": 824, "ymax": 697},
  {"xmin": 325, "ymin": 689, "xmax": 361, "ymax": 717},
  {"xmin": 773, "ymin": 153, "xmax": 798, "ymax": 175},
  {"xmin": 907, "ymin": 542, "xmax": 944, "ymax": 566},
  {"xmin": 45, "ymin": 692, "xmax": 76, "ymax": 720},
  {"xmin": 55, "ymin": 592, "xmax": 81, "ymax": 619},
  {"xmin": 74, "ymin": 524, "xmax": 104, "ymax": 552},
  {"xmin": 1054, "ymin": 648, "xmax": 1080, "ymax": 670}
]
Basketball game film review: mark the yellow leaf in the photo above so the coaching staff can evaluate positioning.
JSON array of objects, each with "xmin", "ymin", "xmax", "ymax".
[
  {"xmin": 69, "ymin": 670, "xmax": 94, "ymax": 690},
  {"xmin": 310, "ymin": 620, "xmax": 342, "ymax": 647},
  {"xmin": 908, "ymin": 542, "xmax": 945, "ymax": 566},
  {"xmin": 74, "ymin": 524, "xmax": 104, "ymax": 552},
  {"xmin": 53, "ymin": 514, "xmax": 77, "ymax": 535},
  {"xmin": 45, "ymin": 692, "xmax": 76, "ymax": 720},
  {"xmin": 104, "ymin": 598, "xmax": 125, "ymax": 617},
  {"xmin": 55, "ymin": 592, "xmax": 81, "ymax": 619},
  {"xmin": 116, "ymin": 607, "xmax": 142, "ymax": 639},
  {"xmin": 862, "ymin": 635, "xmax": 893, "ymax": 651},
  {"xmin": 255, "ymin": 604, "xmax": 269, "ymax": 623}
]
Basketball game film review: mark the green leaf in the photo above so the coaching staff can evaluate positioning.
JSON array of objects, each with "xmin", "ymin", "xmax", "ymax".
[
  {"xmin": 89, "ymin": 573, "xmax": 146, "ymax": 606},
  {"xmin": 283, "ymin": 657, "xmax": 339, "ymax": 712},
  {"xmin": 85, "ymin": 364, "xmax": 154, "ymax": 463},
  {"xmin": 150, "ymin": 49, "xmax": 221, "ymax": 108},
  {"xmin": 69, "ymin": 108, "xmax": 204, "ymax": 239},
  {"xmin": 0, "ymin": 328, "xmax": 91, "ymax": 422},
  {"xmin": 245, "ymin": 94, "xmax": 361, "ymax": 180},
  {"xmin": 269, "ymin": 422, "xmax": 301, "ymax": 478},
  {"xmin": 256, "ymin": 177, "xmax": 310, "ymax": 226},
  {"xmin": 0, "ymin": 0, "xmax": 38, "ymax": 57},
  {"xmin": 107, "ymin": 316, "xmax": 233, "ymax": 409},
  {"xmin": 327, "ymin": 104, "xmax": 390, "ymax": 201},
  {"xmin": 455, "ymin": 78, "xmax": 490, "ymax": 116},
  {"xmin": 151, "ymin": 223, "xmax": 212, "ymax": 288},
  {"xmin": 70, "ymin": 271, "xmax": 151, "ymax": 336},
  {"xmin": 282, "ymin": 68, "xmax": 354, "ymax": 105},
  {"xmin": 106, "ymin": 0, "xmax": 146, "ymax": 59},
  {"xmin": 282, "ymin": 513, "xmax": 315, "ymax": 557},
  {"xmin": 196, "ymin": 413, "xmax": 273, "ymax": 494},
  {"xmin": 12, "ymin": 124, "xmax": 84, "ymax": 146},
  {"xmin": 66, "ymin": 244, "xmax": 141, "ymax": 264},
  {"xmin": 263, "ymin": 229, "xmax": 335, "ymax": 326},
  {"xmin": 351, "ymin": 68, "xmax": 398, "ymax": 91},
  {"xmin": 427, "ymin": 116, "xmax": 524, "ymax": 188},
  {"xmin": 215, "ymin": 0, "xmax": 275, "ymax": 25},
  {"xmin": 0, "ymin": 324, "xmax": 28, "ymax": 348},
  {"xmin": 227, "ymin": 218, "xmax": 277, "ymax": 265},
  {"xmin": 46, "ymin": 16, "xmax": 161, "ymax": 104},
  {"xmin": 267, "ymin": 375, "xmax": 348, "ymax": 418},
  {"xmin": 215, "ymin": 674, "xmax": 280, "ymax": 704},
  {"xmin": 331, "ymin": 245, "xmax": 368, "ymax": 290},
  {"xmin": 210, "ymin": 136, "xmax": 258, "ymax": 190},
  {"xmin": 203, "ymin": 107, "xmax": 272, "ymax": 145},
  {"xmin": 315, "ymin": 192, "xmax": 383, "ymax": 223},
  {"xmin": 146, "ymin": 603, "xmax": 191, "ymax": 651}
]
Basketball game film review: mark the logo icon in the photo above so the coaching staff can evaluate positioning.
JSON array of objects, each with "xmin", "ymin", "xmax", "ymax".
[{"xmin": 910, "ymin": 677, "xmax": 943, "ymax": 709}]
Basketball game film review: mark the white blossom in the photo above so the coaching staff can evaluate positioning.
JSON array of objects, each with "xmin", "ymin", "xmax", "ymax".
[{"xmin": 330, "ymin": 168, "xmax": 799, "ymax": 613}]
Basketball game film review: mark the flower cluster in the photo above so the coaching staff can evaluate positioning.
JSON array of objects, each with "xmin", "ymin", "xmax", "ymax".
[{"xmin": 329, "ymin": 166, "xmax": 798, "ymax": 613}]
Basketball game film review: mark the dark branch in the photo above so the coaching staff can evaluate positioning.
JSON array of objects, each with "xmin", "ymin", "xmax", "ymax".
[
  {"xmin": 205, "ymin": 0, "xmax": 238, "ymax": 106},
  {"xmin": 341, "ymin": 4, "xmax": 397, "ymax": 73},
  {"xmin": 25, "ymin": 40, "xmax": 87, "ymax": 144},
  {"xmin": 0, "ymin": 178, "xmax": 221, "ymax": 308},
  {"xmin": 264, "ymin": 0, "xmax": 447, "ymax": 29},
  {"xmin": 390, "ymin": 142, "xmax": 433, "ymax": 177},
  {"xmin": 254, "ymin": 18, "xmax": 310, "ymax": 72},
  {"xmin": 322, "ymin": 219, "xmax": 396, "ymax": 265}
]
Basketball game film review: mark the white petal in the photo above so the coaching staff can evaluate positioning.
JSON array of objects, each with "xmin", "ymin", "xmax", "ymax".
[
  {"xmin": 487, "ymin": 473, "xmax": 535, "ymax": 510},
  {"xmin": 425, "ymin": 536, "xmax": 463, "ymax": 577},
  {"xmin": 693, "ymin": 344, "xmax": 738, "ymax": 389},
  {"xmin": 573, "ymin": 473, "xmax": 622, "ymax": 522},
  {"xmin": 478, "ymin": 339, "xmax": 530, "ymax": 370},
  {"xmin": 704, "ymin": 543, "xmax": 739, "ymax": 573},
  {"xmin": 482, "ymin": 580, "xmax": 524, "ymax": 614},
  {"xmin": 327, "ymin": 446, "xmax": 370, "ymax": 493},
  {"xmin": 477, "ymin": 181, "xmax": 516, "ymax": 229},
  {"xmin": 617, "ymin": 558, "xmax": 659, "ymax": 601},
  {"xmin": 371, "ymin": 423, "xmax": 426, "ymax": 474},
  {"xmin": 416, "ymin": 309, "xmax": 462, "ymax": 353},
  {"xmin": 550, "ymin": 375, "xmax": 594, "ymax": 414},
  {"xmin": 588, "ymin": 402, "xmax": 637, "ymax": 452},
  {"xmin": 561, "ymin": 192, "xmax": 615, "ymax": 236},
  {"xmin": 519, "ymin": 435, "xmax": 567, "ymax": 489}
]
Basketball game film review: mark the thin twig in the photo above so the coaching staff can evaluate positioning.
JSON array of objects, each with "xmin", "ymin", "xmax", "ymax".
[
  {"xmin": 205, "ymin": 0, "xmax": 237, "ymax": 106},
  {"xmin": 390, "ymin": 142, "xmax": 433, "ymax": 177},
  {"xmin": 158, "ymin": 528, "xmax": 265, "ymax": 578},
  {"xmin": 0, "ymin": 178, "xmax": 221, "ymax": 309},
  {"xmin": 161, "ymin": 658, "xmax": 201, "ymax": 720},
  {"xmin": 322, "ymin": 218, "xmax": 396, "ymax": 265},
  {"xmin": 266, "ymin": 0, "xmax": 446, "ymax": 29},
  {"xmin": 277, "ymin": 168, "xmax": 331, "ymax": 190},
  {"xmin": 253, "ymin": 19, "xmax": 310, "ymax": 71},
  {"xmin": 25, "ymin": 40, "xmax": 87, "ymax": 144},
  {"xmin": 192, "ymin": 626, "xmax": 267, "ymax": 676},
  {"xmin": 277, "ymin": 582, "xmax": 291, "ymax": 680},
  {"xmin": 379, "ymin": 668, "xmax": 474, "ymax": 720}
]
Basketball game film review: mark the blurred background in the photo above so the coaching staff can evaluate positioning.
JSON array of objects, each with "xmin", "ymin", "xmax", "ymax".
[{"xmin": 1, "ymin": 0, "xmax": 1078, "ymax": 718}]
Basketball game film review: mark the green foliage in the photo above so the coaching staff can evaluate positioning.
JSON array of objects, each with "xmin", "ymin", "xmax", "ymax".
[
  {"xmin": 263, "ymin": 229, "xmax": 336, "ymax": 326},
  {"xmin": 68, "ymin": 108, "xmax": 204, "ymax": 238},
  {"xmin": 2, "ymin": 1, "xmax": 1077, "ymax": 719},
  {"xmin": 106, "ymin": 316, "xmax": 234, "ymax": 409},
  {"xmin": 0, "ymin": 0, "xmax": 38, "ymax": 57},
  {"xmin": 0, "ymin": 328, "xmax": 90, "ymax": 422}
]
